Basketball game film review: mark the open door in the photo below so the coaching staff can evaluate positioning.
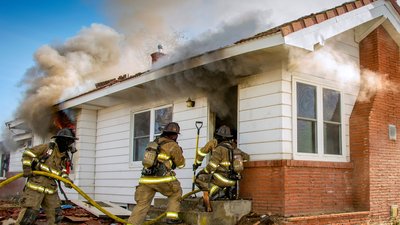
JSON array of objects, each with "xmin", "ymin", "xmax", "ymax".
[{"xmin": 210, "ymin": 85, "xmax": 238, "ymax": 139}]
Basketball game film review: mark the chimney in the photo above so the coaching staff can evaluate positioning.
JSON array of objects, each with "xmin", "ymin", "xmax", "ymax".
[{"xmin": 151, "ymin": 44, "xmax": 165, "ymax": 64}]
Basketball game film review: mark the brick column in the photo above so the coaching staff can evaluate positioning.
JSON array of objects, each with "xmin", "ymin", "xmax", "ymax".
[{"xmin": 352, "ymin": 25, "xmax": 400, "ymax": 221}]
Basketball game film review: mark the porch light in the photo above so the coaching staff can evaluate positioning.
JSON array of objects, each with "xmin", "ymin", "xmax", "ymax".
[{"xmin": 186, "ymin": 98, "xmax": 195, "ymax": 108}]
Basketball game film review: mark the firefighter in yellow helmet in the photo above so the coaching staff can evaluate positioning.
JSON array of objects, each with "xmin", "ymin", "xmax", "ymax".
[
  {"xmin": 128, "ymin": 122, "xmax": 185, "ymax": 225},
  {"xmin": 16, "ymin": 128, "xmax": 77, "ymax": 225},
  {"xmin": 195, "ymin": 125, "xmax": 249, "ymax": 212}
]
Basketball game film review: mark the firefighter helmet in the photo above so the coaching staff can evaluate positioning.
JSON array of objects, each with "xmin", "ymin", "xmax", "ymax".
[
  {"xmin": 52, "ymin": 128, "xmax": 78, "ymax": 140},
  {"xmin": 215, "ymin": 125, "xmax": 233, "ymax": 138},
  {"xmin": 162, "ymin": 122, "xmax": 180, "ymax": 134}
]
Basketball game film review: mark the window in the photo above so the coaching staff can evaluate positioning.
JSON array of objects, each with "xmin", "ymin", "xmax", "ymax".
[
  {"xmin": 296, "ymin": 82, "xmax": 343, "ymax": 157},
  {"xmin": 0, "ymin": 153, "xmax": 9, "ymax": 178},
  {"xmin": 131, "ymin": 106, "xmax": 173, "ymax": 162}
]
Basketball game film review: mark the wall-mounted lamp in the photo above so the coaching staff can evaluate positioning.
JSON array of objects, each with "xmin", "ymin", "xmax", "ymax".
[{"xmin": 186, "ymin": 97, "xmax": 195, "ymax": 108}]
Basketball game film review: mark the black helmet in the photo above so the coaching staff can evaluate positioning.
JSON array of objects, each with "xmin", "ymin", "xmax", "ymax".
[
  {"xmin": 215, "ymin": 125, "xmax": 233, "ymax": 138},
  {"xmin": 162, "ymin": 122, "xmax": 180, "ymax": 134},
  {"xmin": 52, "ymin": 128, "xmax": 78, "ymax": 140}
]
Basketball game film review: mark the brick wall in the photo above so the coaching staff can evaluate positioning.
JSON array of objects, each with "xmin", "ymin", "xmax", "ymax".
[
  {"xmin": 240, "ymin": 160, "xmax": 353, "ymax": 216},
  {"xmin": 240, "ymin": 160, "xmax": 284, "ymax": 215},
  {"xmin": 353, "ymin": 25, "xmax": 400, "ymax": 223}
]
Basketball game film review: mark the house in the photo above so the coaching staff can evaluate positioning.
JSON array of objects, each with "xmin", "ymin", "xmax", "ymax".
[
  {"xmin": 0, "ymin": 119, "xmax": 41, "ymax": 199},
  {"xmin": 3, "ymin": 0, "xmax": 400, "ymax": 224}
]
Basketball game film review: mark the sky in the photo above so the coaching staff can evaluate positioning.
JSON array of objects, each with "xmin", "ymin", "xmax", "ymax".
[{"xmin": 0, "ymin": 0, "xmax": 362, "ymax": 137}]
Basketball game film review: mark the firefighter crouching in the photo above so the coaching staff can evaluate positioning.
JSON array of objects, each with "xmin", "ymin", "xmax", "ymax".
[
  {"xmin": 16, "ymin": 128, "xmax": 77, "ymax": 225},
  {"xmin": 128, "ymin": 122, "xmax": 185, "ymax": 225},
  {"xmin": 195, "ymin": 125, "xmax": 249, "ymax": 212}
]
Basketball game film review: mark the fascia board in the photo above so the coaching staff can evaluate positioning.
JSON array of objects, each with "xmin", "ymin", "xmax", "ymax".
[
  {"xmin": 284, "ymin": 1, "xmax": 392, "ymax": 50},
  {"xmin": 13, "ymin": 133, "xmax": 33, "ymax": 142},
  {"xmin": 373, "ymin": 1, "xmax": 400, "ymax": 33},
  {"xmin": 5, "ymin": 119, "xmax": 24, "ymax": 128},
  {"xmin": 58, "ymin": 32, "xmax": 284, "ymax": 110}
]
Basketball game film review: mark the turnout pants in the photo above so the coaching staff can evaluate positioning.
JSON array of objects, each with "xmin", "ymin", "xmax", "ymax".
[
  {"xmin": 16, "ymin": 187, "xmax": 61, "ymax": 225},
  {"xmin": 128, "ymin": 180, "xmax": 182, "ymax": 225}
]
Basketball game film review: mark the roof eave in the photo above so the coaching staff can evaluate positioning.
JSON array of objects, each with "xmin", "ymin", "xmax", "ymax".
[
  {"xmin": 58, "ymin": 32, "xmax": 285, "ymax": 110},
  {"xmin": 284, "ymin": 0, "xmax": 400, "ymax": 50}
]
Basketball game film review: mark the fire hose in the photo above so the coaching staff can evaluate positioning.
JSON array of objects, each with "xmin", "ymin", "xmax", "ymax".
[{"xmin": 0, "ymin": 171, "xmax": 201, "ymax": 225}]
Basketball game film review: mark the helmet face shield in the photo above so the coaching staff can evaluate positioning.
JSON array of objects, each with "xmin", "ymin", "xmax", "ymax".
[{"xmin": 56, "ymin": 137, "xmax": 76, "ymax": 152}]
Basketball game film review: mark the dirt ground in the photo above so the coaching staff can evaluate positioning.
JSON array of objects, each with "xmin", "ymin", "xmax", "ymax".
[
  {"xmin": 0, "ymin": 199, "xmax": 282, "ymax": 225},
  {"xmin": 0, "ymin": 200, "xmax": 122, "ymax": 225}
]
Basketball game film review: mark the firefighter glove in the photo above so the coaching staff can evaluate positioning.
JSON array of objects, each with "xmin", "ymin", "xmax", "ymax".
[
  {"xmin": 23, "ymin": 166, "xmax": 33, "ymax": 178},
  {"xmin": 64, "ymin": 178, "xmax": 73, "ymax": 189}
]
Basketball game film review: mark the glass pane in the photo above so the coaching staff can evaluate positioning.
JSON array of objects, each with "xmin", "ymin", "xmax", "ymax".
[
  {"xmin": 324, "ymin": 123, "xmax": 341, "ymax": 155},
  {"xmin": 323, "ymin": 89, "xmax": 341, "ymax": 122},
  {"xmin": 134, "ymin": 111, "xmax": 150, "ymax": 137},
  {"xmin": 0, "ymin": 154, "xmax": 3, "ymax": 177},
  {"xmin": 297, "ymin": 83, "xmax": 316, "ymax": 119},
  {"xmin": 297, "ymin": 119, "xmax": 317, "ymax": 153},
  {"xmin": 154, "ymin": 107, "xmax": 172, "ymax": 135},
  {"xmin": 134, "ymin": 137, "xmax": 149, "ymax": 161}
]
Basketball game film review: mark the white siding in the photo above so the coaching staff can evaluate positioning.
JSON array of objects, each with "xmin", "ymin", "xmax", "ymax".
[
  {"xmin": 66, "ymin": 108, "xmax": 97, "ymax": 199},
  {"xmin": 237, "ymin": 30, "xmax": 360, "ymax": 162},
  {"xmin": 171, "ymin": 97, "xmax": 208, "ymax": 194},
  {"xmin": 90, "ymin": 97, "xmax": 208, "ymax": 204},
  {"xmin": 238, "ymin": 64, "xmax": 292, "ymax": 161},
  {"xmin": 93, "ymin": 103, "xmax": 131, "ymax": 203},
  {"xmin": 8, "ymin": 149, "xmax": 23, "ymax": 172}
]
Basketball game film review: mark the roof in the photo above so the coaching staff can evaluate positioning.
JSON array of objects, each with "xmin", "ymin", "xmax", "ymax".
[
  {"xmin": 236, "ymin": 0, "xmax": 381, "ymax": 44},
  {"xmin": 59, "ymin": 0, "xmax": 400, "ymax": 109}
]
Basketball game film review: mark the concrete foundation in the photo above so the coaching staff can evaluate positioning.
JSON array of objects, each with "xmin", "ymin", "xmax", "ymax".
[{"xmin": 151, "ymin": 197, "xmax": 252, "ymax": 225}]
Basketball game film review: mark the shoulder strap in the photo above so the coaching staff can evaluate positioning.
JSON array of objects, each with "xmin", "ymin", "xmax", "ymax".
[
  {"xmin": 217, "ymin": 142, "xmax": 233, "ymax": 150},
  {"xmin": 157, "ymin": 139, "xmax": 173, "ymax": 151},
  {"xmin": 39, "ymin": 142, "xmax": 56, "ymax": 163}
]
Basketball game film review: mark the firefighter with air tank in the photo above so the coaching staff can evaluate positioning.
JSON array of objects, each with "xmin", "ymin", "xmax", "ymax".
[
  {"xmin": 193, "ymin": 125, "xmax": 249, "ymax": 212},
  {"xmin": 128, "ymin": 122, "xmax": 185, "ymax": 225},
  {"xmin": 16, "ymin": 128, "xmax": 77, "ymax": 225}
]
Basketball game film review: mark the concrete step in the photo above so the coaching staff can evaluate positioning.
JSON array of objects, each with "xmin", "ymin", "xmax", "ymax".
[{"xmin": 149, "ymin": 197, "xmax": 252, "ymax": 225}]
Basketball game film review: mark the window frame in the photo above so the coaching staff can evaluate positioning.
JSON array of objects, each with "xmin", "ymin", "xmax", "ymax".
[
  {"xmin": 293, "ymin": 79, "xmax": 347, "ymax": 162},
  {"xmin": 129, "ymin": 105, "xmax": 173, "ymax": 167},
  {"xmin": 0, "ymin": 154, "xmax": 4, "ymax": 178}
]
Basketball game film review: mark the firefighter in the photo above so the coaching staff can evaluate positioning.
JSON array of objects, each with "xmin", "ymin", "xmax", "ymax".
[
  {"xmin": 15, "ymin": 128, "xmax": 77, "ymax": 225},
  {"xmin": 128, "ymin": 122, "xmax": 186, "ymax": 225},
  {"xmin": 195, "ymin": 125, "xmax": 249, "ymax": 212},
  {"xmin": 192, "ymin": 136, "xmax": 217, "ymax": 171}
]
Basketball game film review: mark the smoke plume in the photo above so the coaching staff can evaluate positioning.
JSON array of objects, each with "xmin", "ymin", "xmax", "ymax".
[
  {"xmin": 7, "ymin": 0, "xmax": 354, "ymax": 143},
  {"xmin": 358, "ymin": 69, "xmax": 399, "ymax": 103},
  {"xmin": 288, "ymin": 46, "xmax": 399, "ymax": 103},
  {"xmin": 16, "ymin": 24, "xmax": 123, "ymax": 137}
]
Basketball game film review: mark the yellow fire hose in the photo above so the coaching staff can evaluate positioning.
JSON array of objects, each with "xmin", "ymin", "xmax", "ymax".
[{"xmin": 0, "ymin": 171, "xmax": 201, "ymax": 225}]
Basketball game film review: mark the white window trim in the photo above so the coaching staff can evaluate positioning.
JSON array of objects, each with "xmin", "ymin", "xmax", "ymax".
[
  {"xmin": 129, "ymin": 104, "xmax": 173, "ymax": 168},
  {"xmin": 292, "ymin": 78, "xmax": 347, "ymax": 162}
]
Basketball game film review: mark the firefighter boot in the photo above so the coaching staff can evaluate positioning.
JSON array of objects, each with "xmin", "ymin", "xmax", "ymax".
[{"xmin": 202, "ymin": 191, "xmax": 213, "ymax": 212}]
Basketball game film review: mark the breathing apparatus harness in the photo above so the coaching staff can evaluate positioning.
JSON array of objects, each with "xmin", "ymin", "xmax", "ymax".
[{"xmin": 141, "ymin": 138, "xmax": 173, "ymax": 177}]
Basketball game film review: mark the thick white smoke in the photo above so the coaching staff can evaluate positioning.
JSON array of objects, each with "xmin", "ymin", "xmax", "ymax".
[
  {"xmin": 17, "ymin": 24, "xmax": 123, "ymax": 137},
  {"xmin": 6, "ymin": 0, "xmax": 353, "ymax": 145},
  {"xmin": 288, "ymin": 46, "xmax": 399, "ymax": 103}
]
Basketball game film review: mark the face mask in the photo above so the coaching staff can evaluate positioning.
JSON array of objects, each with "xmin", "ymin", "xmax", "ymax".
[{"xmin": 56, "ymin": 138, "xmax": 75, "ymax": 152}]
